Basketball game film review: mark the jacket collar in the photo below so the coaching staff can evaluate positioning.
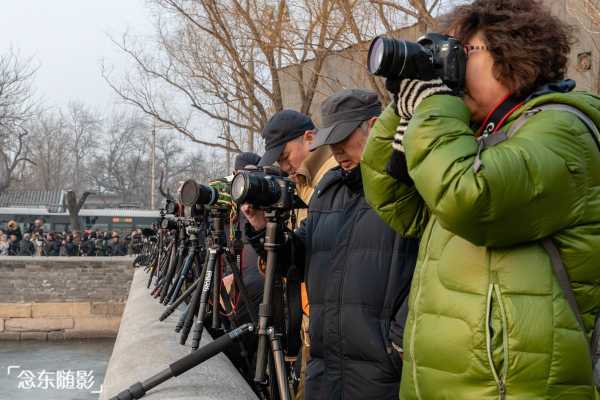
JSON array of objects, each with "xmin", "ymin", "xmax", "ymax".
[
  {"xmin": 295, "ymin": 146, "xmax": 333, "ymax": 188},
  {"xmin": 526, "ymin": 79, "xmax": 576, "ymax": 101},
  {"xmin": 316, "ymin": 165, "xmax": 363, "ymax": 198}
]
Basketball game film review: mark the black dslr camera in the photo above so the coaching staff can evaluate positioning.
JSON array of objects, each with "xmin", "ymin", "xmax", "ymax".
[
  {"xmin": 367, "ymin": 32, "xmax": 466, "ymax": 92},
  {"xmin": 179, "ymin": 179, "xmax": 220, "ymax": 209},
  {"xmin": 230, "ymin": 166, "xmax": 306, "ymax": 210},
  {"xmin": 178, "ymin": 178, "xmax": 232, "ymax": 218}
]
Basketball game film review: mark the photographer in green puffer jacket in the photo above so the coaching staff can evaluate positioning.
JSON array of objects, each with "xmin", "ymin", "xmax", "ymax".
[{"xmin": 361, "ymin": 0, "xmax": 600, "ymax": 399}]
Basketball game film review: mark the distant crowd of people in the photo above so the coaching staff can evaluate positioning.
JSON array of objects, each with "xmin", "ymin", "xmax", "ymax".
[{"xmin": 0, "ymin": 219, "xmax": 145, "ymax": 257}]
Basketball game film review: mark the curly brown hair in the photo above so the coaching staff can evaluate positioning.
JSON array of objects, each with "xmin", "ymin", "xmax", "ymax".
[{"xmin": 445, "ymin": 0, "xmax": 574, "ymax": 97}]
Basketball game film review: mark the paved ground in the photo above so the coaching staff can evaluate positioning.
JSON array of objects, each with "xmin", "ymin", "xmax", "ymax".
[
  {"xmin": 0, "ymin": 338, "xmax": 114, "ymax": 400},
  {"xmin": 100, "ymin": 268, "xmax": 258, "ymax": 400}
]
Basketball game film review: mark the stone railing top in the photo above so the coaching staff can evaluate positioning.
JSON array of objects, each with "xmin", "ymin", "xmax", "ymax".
[
  {"xmin": 0, "ymin": 256, "xmax": 134, "ymax": 262},
  {"xmin": 100, "ymin": 268, "xmax": 258, "ymax": 400}
]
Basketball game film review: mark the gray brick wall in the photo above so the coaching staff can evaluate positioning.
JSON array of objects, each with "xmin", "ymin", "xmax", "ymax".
[{"xmin": 0, "ymin": 257, "xmax": 134, "ymax": 303}]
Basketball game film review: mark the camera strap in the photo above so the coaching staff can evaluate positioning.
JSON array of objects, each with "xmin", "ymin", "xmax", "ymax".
[
  {"xmin": 478, "ymin": 94, "xmax": 526, "ymax": 137},
  {"xmin": 473, "ymin": 94, "xmax": 526, "ymax": 172}
]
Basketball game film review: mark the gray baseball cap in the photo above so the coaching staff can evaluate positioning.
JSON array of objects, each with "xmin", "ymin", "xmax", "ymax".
[{"xmin": 310, "ymin": 89, "xmax": 381, "ymax": 151}]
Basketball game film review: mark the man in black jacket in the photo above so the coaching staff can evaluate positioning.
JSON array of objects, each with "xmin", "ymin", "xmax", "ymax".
[
  {"xmin": 243, "ymin": 89, "xmax": 418, "ymax": 400},
  {"xmin": 7, "ymin": 234, "xmax": 20, "ymax": 256},
  {"xmin": 80, "ymin": 232, "xmax": 96, "ymax": 256},
  {"xmin": 108, "ymin": 233, "xmax": 127, "ymax": 256},
  {"xmin": 18, "ymin": 234, "xmax": 35, "ymax": 256},
  {"xmin": 44, "ymin": 233, "xmax": 61, "ymax": 256},
  {"xmin": 64, "ymin": 234, "xmax": 80, "ymax": 256}
]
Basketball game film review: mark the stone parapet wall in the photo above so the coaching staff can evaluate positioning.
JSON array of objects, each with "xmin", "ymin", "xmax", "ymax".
[
  {"xmin": 0, "ymin": 256, "xmax": 134, "ymax": 303},
  {"xmin": 0, "ymin": 256, "xmax": 134, "ymax": 340},
  {"xmin": 0, "ymin": 301, "xmax": 124, "ymax": 340}
]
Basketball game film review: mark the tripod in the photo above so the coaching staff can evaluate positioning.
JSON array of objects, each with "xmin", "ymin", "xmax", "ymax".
[
  {"xmin": 167, "ymin": 225, "xmax": 206, "ymax": 305},
  {"xmin": 159, "ymin": 222, "xmax": 187, "ymax": 304},
  {"xmin": 182, "ymin": 208, "xmax": 257, "ymax": 351},
  {"xmin": 110, "ymin": 208, "xmax": 294, "ymax": 400}
]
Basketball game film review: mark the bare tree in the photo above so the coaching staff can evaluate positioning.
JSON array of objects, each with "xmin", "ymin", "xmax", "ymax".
[
  {"xmin": 65, "ymin": 190, "xmax": 91, "ymax": 232},
  {"xmin": 65, "ymin": 101, "xmax": 101, "ymax": 193},
  {"xmin": 0, "ymin": 50, "xmax": 37, "ymax": 193},
  {"xmin": 24, "ymin": 111, "xmax": 72, "ymax": 191},
  {"xmin": 103, "ymin": 0, "xmax": 383, "ymax": 153},
  {"xmin": 104, "ymin": 0, "xmax": 462, "ymax": 157},
  {"xmin": 89, "ymin": 110, "xmax": 151, "ymax": 206}
]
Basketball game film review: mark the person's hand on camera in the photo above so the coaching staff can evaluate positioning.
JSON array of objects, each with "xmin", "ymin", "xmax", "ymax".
[
  {"xmin": 386, "ymin": 78, "xmax": 452, "ymax": 184},
  {"xmin": 395, "ymin": 78, "xmax": 452, "ymax": 120},
  {"xmin": 241, "ymin": 204, "xmax": 267, "ymax": 231}
]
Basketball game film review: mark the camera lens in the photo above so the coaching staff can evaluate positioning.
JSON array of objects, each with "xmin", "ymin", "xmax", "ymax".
[
  {"xmin": 179, "ymin": 179, "xmax": 218, "ymax": 207},
  {"xmin": 367, "ymin": 35, "xmax": 433, "ymax": 80},
  {"xmin": 231, "ymin": 172, "xmax": 280, "ymax": 207},
  {"xmin": 231, "ymin": 173, "xmax": 249, "ymax": 202},
  {"xmin": 368, "ymin": 37, "xmax": 385, "ymax": 75}
]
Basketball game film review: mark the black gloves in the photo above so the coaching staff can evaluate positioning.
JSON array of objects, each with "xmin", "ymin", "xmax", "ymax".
[{"xmin": 386, "ymin": 78, "xmax": 452, "ymax": 183}]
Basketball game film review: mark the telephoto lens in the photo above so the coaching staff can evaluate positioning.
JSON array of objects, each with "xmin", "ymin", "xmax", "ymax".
[
  {"xmin": 230, "ymin": 171, "xmax": 281, "ymax": 208},
  {"xmin": 367, "ymin": 36, "xmax": 433, "ymax": 80},
  {"xmin": 179, "ymin": 179, "xmax": 219, "ymax": 208},
  {"xmin": 367, "ymin": 32, "xmax": 466, "ymax": 91}
]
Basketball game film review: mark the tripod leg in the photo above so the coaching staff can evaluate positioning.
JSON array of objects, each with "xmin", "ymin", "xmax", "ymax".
[
  {"xmin": 174, "ymin": 304, "xmax": 189, "ymax": 333},
  {"xmin": 189, "ymin": 247, "xmax": 218, "ymax": 349},
  {"xmin": 147, "ymin": 240, "xmax": 169, "ymax": 289},
  {"xmin": 254, "ymin": 224, "xmax": 278, "ymax": 383},
  {"xmin": 160, "ymin": 278, "xmax": 200, "ymax": 322},
  {"xmin": 269, "ymin": 328, "xmax": 292, "ymax": 400},
  {"xmin": 145, "ymin": 247, "xmax": 159, "ymax": 288},
  {"xmin": 163, "ymin": 247, "xmax": 189, "ymax": 305},
  {"xmin": 109, "ymin": 324, "xmax": 254, "ymax": 400},
  {"xmin": 179, "ymin": 251, "xmax": 209, "ymax": 343},
  {"xmin": 168, "ymin": 247, "xmax": 195, "ymax": 304},
  {"xmin": 211, "ymin": 251, "xmax": 222, "ymax": 330},
  {"xmin": 159, "ymin": 244, "xmax": 180, "ymax": 303}
]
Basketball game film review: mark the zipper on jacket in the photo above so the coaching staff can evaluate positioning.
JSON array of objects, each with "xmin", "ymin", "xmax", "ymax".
[
  {"xmin": 337, "ymin": 200, "xmax": 359, "ymax": 398},
  {"xmin": 408, "ymin": 221, "xmax": 436, "ymax": 400},
  {"xmin": 486, "ymin": 282, "xmax": 509, "ymax": 400}
]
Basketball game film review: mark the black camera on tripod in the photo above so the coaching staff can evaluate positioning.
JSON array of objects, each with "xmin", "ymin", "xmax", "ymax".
[
  {"xmin": 367, "ymin": 32, "xmax": 466, "ymax": 92},
  {"xmin": 230, "ymin": 166, "xmax": 305, "ymax": 210},
  {"xmin": 179, "ymin": 179, "xmax": 220, "ymax": 207},
  {"xmin": 179, "ymin": 178, "xmax": 233, "ymax": 216}
]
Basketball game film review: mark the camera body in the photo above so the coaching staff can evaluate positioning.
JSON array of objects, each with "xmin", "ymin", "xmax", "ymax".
[
  {"xmin": 230, "ymin": 166, "xmax": 305, "ymax": 210},
  {"xmin": 178, "ymin": 179, "xmax": 232, "ymax": 220},
  {"xmin": 368, "ymin": 32, "xmax": 466, "ymax": 92}
]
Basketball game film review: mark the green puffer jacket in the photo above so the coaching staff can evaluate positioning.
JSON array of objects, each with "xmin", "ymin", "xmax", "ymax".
[{"xmin": 361, "ymin": 91, "xmax": 600, "ymax": 400}]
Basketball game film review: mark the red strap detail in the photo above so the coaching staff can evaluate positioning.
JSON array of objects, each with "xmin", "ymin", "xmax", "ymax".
[
  {"xmin": 477, "ymin": 94, "xmax": 510, "ymax": 137},
  {"xmin": 495, "ymin": 100, "xmax": 525, "ymax": 132}
]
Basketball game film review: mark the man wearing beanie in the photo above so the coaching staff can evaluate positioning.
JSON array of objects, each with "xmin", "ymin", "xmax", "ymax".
[{"xmin": 244, "ymin": 89, "xmax": 418, "ymax": 400}]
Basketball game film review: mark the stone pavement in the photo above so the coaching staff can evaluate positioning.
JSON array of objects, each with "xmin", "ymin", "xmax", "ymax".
[{"xmin": 100, "ymin": 267, "xmax": 258, "ymax": 400}]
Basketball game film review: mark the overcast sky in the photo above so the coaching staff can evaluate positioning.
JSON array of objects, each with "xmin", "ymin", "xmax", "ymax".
[{"xmin": 0, "ymin": 1, "xmax": 154, "ymax": 111}]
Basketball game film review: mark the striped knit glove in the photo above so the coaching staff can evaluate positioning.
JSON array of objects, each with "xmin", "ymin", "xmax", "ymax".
[{"xmin": 387, "ymin": 79, "xmax": 452, "ymax": 183}]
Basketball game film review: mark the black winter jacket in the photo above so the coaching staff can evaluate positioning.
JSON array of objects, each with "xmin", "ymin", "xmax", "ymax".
[
  {"xmin": 296, "ymin": 166, "xmax": 417, "ymax": 400},
  {"xmin": 45, "ymin": 239, "xmax": 61, "ymax": 256},
  {"xmin": 18, "ymin": 240, "xmax": 35, "ymax": 256},
  {"xmin": 248, "ymin": 166, "xmax": 418, "ymax": 400}
]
